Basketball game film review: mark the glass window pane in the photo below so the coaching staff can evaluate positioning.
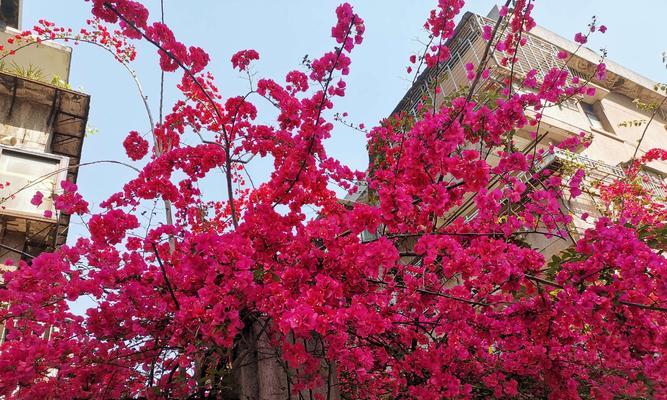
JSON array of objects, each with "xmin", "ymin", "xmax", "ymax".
[
  {"xmin": 0, "ymin": 0, "xmax": 19, "ymax": 29},
  {"xmin": 581, "ymin": 103, "xmax": 605, "ymax": 130},
  {"xmin": 0, "ymin": 150, "xmax": 59, "ymax": 216}
]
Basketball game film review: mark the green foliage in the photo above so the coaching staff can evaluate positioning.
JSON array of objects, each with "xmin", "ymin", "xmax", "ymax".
[
  {"xmin": 50, "ymin": 75, "xmax": 72, "ymax": 89},
  {"xmin": 546, "ymin": 246, "xmax": 586, "ymax": 281},
  {"xmin": 0, "ymin": 61, "xmax": 72, "ymax": 89},
  {"xmin": 85, "ymin": 125, "xmax": 100, "ymax": 137},
  {"xmin": 653, "ymin": 82, "xmax": 667, "ymax": 93},
  {"xmin": 632, "ymin": 97, "xmax": 659, "ymax": 113},
  {"xmin": 1, "ymin": 61, "xmax": 45, "ymax": 81},
  {"xmin": 618, "ymin": 119, "xmax": 647, "ymax": 128},
  {"xmin": 635, "ymin": 224, "xmax": 667, "ymax": 254}
]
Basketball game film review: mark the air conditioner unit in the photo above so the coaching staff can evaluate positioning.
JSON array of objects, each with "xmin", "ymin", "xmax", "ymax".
[{"xmin": 0, "ymin": 145, "xmax": 69, "ymax": 222}]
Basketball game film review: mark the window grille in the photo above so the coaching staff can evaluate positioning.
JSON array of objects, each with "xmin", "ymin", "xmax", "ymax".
[
  {"xmin": 395, "ymin": 14, "xmax": 579, "ymax": 117},
  {"xmin": 476, "ymin": 15, "xmax": 571, "ymax": 82},
  {"xmin": 395, "ymin": 15, "xmax": 484, "ymax": 116}
]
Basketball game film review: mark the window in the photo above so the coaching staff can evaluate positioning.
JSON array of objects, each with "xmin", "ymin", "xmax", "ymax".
[
  {"xmin": 0, "ymin": 0, "xmax": 19, "ymax": 29},
  {"xmin": 0, "ymin": 146, "xmax": 68, "ymax": 220},
  {"xmin": 581, "ymin": 102, "xmax": 606, "ymax": 131}
]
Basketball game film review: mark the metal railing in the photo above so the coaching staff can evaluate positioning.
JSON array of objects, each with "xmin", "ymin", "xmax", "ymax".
[
  {"xmin": 552, "ymin": 148, "xmax": 666, "ymax": 198},
  {"xmin": 394, "ymin": 13, "xmax": 576, "ymax": 118},
  {"xmin": 464, "ymin": 148, "xmax": 666, "ymax": 222}
]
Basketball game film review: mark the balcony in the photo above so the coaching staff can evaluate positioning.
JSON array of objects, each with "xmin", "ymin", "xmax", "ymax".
[
  {"xmin": 458, "ymin": 148, "xmax": 666, "ymax": 226},
  {"xmin": 546, "ymin": 148, "xmax": 666, "ymax": 199},
  {"xmin": 0, "ymin": 146, "xmax": 69, "ymax": 261},
  {"xmin": 392, "ymin": 13, "xmax": 572, "ymax": 118},
  {"xmin": 0, "ymin": 69, "xmax": 89, "ymax": 255}
]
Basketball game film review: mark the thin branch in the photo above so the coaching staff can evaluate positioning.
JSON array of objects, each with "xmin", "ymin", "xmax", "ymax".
[
  {"xmin": 0, "ymin": 242, "xmax": 34, "ymax": 260},
  {"xmin": 629, "ymin": 95, "xmax": 667, "ymax": 161},
  {"xmin": 367, "ymin": 229, "xmax": 566, "ymax": 244},
  {"xmin": 0, "ymin": 160, "xmax": 140, "ymax": 210},
  {"xmin": 151, "ymin": 242, "xmax": 180, "ymax": 310},
  {"xmin": 461, "ymin": 0, "xmax": 512, "ymax": 113},
  {"xmin": 159, "ymin": 0, "xmax": 166, "ymax": 124},
  {"xmin": 524, "ymin": 274, "xmax": 667, "ymax": 312},
  {"xmin": 366, "ymin": 278, "xmax": 490, "ymax": 307},
  {"xmin": 279, "ymin": 17, "xmax": 357, "ymax": 202},
  {"xmin": 618, "ymin": 300, "xmax": 667, "ymax": 313},
  {"xmin": 506, "ymin": 0, "xmax": 532, "ymax": 97},
  {"xmin": 104, "ymin": 3, "xmax": 239, "ymax": 229}
]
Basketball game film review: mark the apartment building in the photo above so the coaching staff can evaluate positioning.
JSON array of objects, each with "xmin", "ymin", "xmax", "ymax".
[
  {"xmin": 377, "ymin": 7, "xmax": 667, "ymax": 258},
  {"xmin": 0, "ymin": 0, "xmax": 90, "ymax": 343}
]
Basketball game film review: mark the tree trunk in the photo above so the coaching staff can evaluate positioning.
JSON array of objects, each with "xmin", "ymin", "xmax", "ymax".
[{"xmin": 232, "ymin": 319, "xmax": 339, "ymax": 400}]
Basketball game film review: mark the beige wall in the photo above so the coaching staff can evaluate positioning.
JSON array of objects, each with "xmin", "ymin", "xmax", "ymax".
[
  {"xmin": 585, "ymin": 93, "xmax": 667, "ymax": 173},
  {"xmin": 0, "ymin": 27, "xmax": 71, "ymax": 84},
  {"xmin": 0, "ymin": 94, "xmax": 53, "ymax": 152},
  {"xmin": 519, "ymin": 91, "xmax": 667, "ymax": 177},
  {"xmin": 0, "ymin": 26, "xmax": 73, "ymax": 152},
  {"xmin": 540, "ymin": 101, "xmax": 590, "ymax": 137}
]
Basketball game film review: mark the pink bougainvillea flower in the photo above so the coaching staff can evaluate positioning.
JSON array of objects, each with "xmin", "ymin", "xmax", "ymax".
[
  {"xmin": 123, "ymin": 130, "xmax": 149, "ymax": 161},
  {"xmin": 230, "ymin": 49, "xmax": 259, "ymax": 71},
  {"xmin": 574, "ymin": 32, "xmax": 587, "ymax": 44},
  {"xmin": 30, "ymin": 191, "xmax": 44, "ymax": 206},
  {"xmin": 2, "ymin": 2, "xmax": 664, "ymax": 400}
]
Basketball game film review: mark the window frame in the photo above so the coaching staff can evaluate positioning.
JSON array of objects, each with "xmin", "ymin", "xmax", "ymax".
[
  {"xmin": 0, "ymin": 145, "xmax": 69, "ymax": 221},
  {"xmin": 579, "ymin": 101, "xmax": 614, "ymax": 135}
]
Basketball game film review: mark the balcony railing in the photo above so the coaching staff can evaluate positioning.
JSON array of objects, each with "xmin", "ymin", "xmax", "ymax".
[
  {"xmin": 462, "ymin": 148, "xmax": 665, "ymax": 223},
  {"xmin": 393, "ymin": 12, "xmax": 576, "ymax": 118},
  {"xmin": 549, "ymin": 148, "xmax": 666, "ymax": 198}
]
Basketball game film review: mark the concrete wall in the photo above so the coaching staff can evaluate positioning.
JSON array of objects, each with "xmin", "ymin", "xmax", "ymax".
[
  {"xmin": 583, "ymin": 92, "xmax": 667, "ymax": 174},
  {"xmin": 0, "ymin": 24, "xmax": 74, "ymax": 152},
  {"xmin": 0, "ymin": 93, "xmax": 53, "ymax": 152},
  {"xmin": 0, "ymin": 27, "xmax": 71, "ymax": 84}
]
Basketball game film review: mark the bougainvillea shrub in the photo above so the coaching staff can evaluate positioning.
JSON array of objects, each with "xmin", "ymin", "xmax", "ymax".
[{"xmin": 0, "ymin": 1, "xmax": 665, "ymax": 399}]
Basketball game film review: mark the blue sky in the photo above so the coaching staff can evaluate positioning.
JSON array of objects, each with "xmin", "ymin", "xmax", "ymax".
[{"xmin": 20, "ymin": 1, "xmax": 667, "ymax": 241}]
